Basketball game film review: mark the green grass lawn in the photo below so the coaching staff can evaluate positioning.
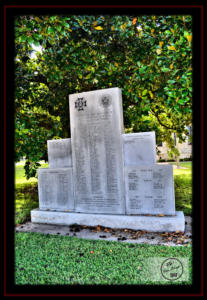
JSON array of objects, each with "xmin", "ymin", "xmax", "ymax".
[
  {"xmin": 15, "ymin": 232, "xmax": 192, "ymax": 285},
  {"xmin": 169, "ymin": 161, "xmax": 192, "ymax": 169},
  {"xmin": 177, "ymin": 162, "xmax": 192, "ymax": 169},
  {"xmin": 15, "ymin": 162, "xmax": 48, "ymax": 185},
  {"xmin": 173, "ymin": 163, "xmax": 192, "ymax": 216},
  {"xmin": 15, "ymin": 162, "xmax": 48, "ymax": 224}
]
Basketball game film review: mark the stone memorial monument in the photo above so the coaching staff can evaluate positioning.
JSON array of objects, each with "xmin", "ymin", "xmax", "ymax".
[
  {"xmin": 38, "ymin": 168, "xmax": 74, "ymax": 212},
  {"xmin": 47, "ymin": 138, "xmax": 72, "ymax": 168},
  {"xmin": 125, "ymin": 165, "xmax": 175, "ymax": 215},
  {"xmin": 123, "ymin": 132, "xmax": 156, "ymax": 166},
  {"xmin": 31, "ymin": 87, "xmax": 185, "ymax": 232}
]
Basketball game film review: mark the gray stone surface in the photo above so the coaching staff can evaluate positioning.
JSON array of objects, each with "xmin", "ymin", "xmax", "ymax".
[
  {"xmin": 38, "ymin": 168, "xmax": 74, "ymax": 211},
  {"xmin": 125, "ymin": 165, "xmax": 175, "ymax": 215},
  {"xmin": 69, "ymin": 87, "xmax": 125, "ymax": 214},
  {"xmin": 123, "ymin": 132, "xmax": 156, "ymax": 166},
  {"xmin": 47, "ymin": 138, "xmax": 72, "ymax": 168},
  {"xmin": 17, "ymin": 215, "xmax": 192, "ymax": 245},
  {"xmin": 31, "ymin": 209, "xmax": 184, "ymax": 232}
]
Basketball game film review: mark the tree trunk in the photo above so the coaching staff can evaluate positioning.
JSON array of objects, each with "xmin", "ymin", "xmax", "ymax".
[{"xmin": 175, "ymin": 156, "xmax": 181, "ymax": 169}]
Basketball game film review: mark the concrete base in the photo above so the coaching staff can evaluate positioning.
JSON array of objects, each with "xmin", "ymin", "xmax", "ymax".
[{"xmin": 31, "ymin": 209, "xmax": 185, "ymax": 232}]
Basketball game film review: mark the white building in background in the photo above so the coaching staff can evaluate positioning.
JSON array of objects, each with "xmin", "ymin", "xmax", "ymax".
[{"xmin": 156, "ymin": 126, "xmax": 192, "ymax": 161}]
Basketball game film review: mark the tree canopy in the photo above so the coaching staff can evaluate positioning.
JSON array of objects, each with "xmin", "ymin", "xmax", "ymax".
[{"xmin": 14, "ymin": 15, "xmax": 192, "ymax": 178}]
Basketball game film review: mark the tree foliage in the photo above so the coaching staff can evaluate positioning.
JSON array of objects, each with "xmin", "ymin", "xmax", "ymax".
[{"xmin": 14, "ymin": 15, "xmax": 192, "ymax": 178}]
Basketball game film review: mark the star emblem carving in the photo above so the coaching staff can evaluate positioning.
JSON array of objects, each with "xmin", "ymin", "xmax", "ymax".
[{"xmin": 75, "ymin": 97, "xmax": 87, "ymax": 111}]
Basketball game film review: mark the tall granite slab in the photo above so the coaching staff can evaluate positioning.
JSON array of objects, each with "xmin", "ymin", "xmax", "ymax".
[
  {"xmin": 38, "ymin": 168, "xmax": 74, "ymax": 211},
  {"xmin": 123, "ymin": 132, "xmax": 156, "ymax": 166},
  {"xmin": 125, "ymin": 165, "xmax": 175, "ymax": 215},
  {"xmin": 69, "ymin": 87, "xmax": 125, "ymax": 214},
  {"xmin": 47, "ymin": 138, "xmax": 72, "ymax": 168}
]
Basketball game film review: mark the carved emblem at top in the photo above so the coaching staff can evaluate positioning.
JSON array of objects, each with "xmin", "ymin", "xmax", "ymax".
[
  {"xmin": 75, "ymin": 97, "xmax": 87, "ymax": 111},
  {"xmin": 100, "ymin": 94, "xmax": 112, "ymax": 108}
]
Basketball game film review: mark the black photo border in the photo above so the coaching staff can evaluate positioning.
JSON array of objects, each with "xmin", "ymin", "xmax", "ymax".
[{"xmin": 1, "ymin": 1, "xmax": 205, "ymax": 297}]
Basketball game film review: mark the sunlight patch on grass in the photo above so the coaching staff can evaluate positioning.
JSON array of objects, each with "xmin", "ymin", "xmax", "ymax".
[{"xmin": 15, "ymin": 162, "xmax": 48, "ymax": 184}]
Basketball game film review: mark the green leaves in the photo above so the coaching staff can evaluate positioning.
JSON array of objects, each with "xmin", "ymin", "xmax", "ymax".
[
  {"xmin": 28, "ymin": 36, "xmax": 34, "ymax": 44},
  {"xmin": 18, "ymin": 35, "xmax": 27, "ymax": 42},
  {"xmin": 139, "ymin": 67, "xmax": 146, "ymax": 74},
  {"xmin": 142, "ymin": 90, "xmax": 148, "ymax": 96},
  {"xmin": 161, "ymin": 67, "xmax": 170, "ymax": 72},
  {"xmin": 33, "ymin": 33, "xmax": 43, "ymax": 41},
  {"xmin": 47, "ymin": 26, "xmax": 55, "ymax": 34},
  {"xmin": 14, "ymin": 15, "xmax": 192, "ymax": 178}
]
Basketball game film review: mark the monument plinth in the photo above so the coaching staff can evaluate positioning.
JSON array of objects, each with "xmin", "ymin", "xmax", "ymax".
[{"xmin": 31, "ymin": 87, "xmax": 185, "ymax": 232}]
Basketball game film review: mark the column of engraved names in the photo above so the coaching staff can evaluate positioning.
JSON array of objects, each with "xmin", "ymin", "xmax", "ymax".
[
  {"xmin": 103, "ymin": 118, "xmax": 119, "ymax": 206},
  {"xmin": 88, "ymin": 122, "xmax": 101, "ymax": 194},
  {"xmin": 152, "ymin": 169, "xmax": 165, "ymax": 209},
  {"xmin": 142, "ymin": 169, "xmax": 153, "ymax": 204},
  {"xmin": 58, "ymin": 173, "xmax": 68, "ymax": 206},
  {"xmin": 43, "ymin": 173, "xmax": 52, "ymax": 207},
  {"xmin": 128, "ymin": 170, "xmax": 142, "ymax": 210},
  {"xmin": 74, "ymin": 127, "xmax": 89, "ymax": 194}
]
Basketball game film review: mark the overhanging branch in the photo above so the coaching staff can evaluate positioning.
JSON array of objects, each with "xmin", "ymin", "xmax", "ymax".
[{"xmin": 151, "ymin": 108, "xmax": 176, "ymax": 130}]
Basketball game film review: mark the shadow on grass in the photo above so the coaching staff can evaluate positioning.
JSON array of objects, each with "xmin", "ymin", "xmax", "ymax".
[
  {"xmin": 15, "ymin": 182, "xmax": 38, "ymax": 225},
  {"xmin": 174, "ymin": 174, "xmax": 192, "ymax": 215}
]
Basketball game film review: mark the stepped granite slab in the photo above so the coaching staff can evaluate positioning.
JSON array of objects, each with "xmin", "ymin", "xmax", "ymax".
[
  {"xmin": 123, "ymin": 132, "xmax": 156, "ymax": 166},
  {"xmin": 31, "ymin": 209, "xmax": 185, "ymax": 232},
  {"xmin": 38, "ymin": 168, "xmax": 74, "ymax": 211},
  {"xmin": 47, "ymin": 138, "xmax": 72, "ymax": 168},
  {"xmin": 69, "ymin": 87, "xmax": 125, "ymax": 214},
  {"xmin": 125, "ymin": 164, "xmax": 175, "ymax": 215}
]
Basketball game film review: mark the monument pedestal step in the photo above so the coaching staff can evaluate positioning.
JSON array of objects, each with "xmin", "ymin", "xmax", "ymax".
[{"xmin": 31, "ymin": 209, "xmax": 185, "ymax": 232}]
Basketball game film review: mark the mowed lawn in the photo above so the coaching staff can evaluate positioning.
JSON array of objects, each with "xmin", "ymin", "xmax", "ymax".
[
  {"xmin": 173, "ymin": 162, "xmax": 192, "ymax": 215},
  {"xmin": 15, "ymin": 161, "xmax": 48, "ymax": 185},
  {"xmin": 15, "ymin": 231, "xmax": 192, "ymax": 285},
  {"xmin": 15, "ymin": 161, "xmax": 48, "ymax": 224}
]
